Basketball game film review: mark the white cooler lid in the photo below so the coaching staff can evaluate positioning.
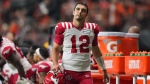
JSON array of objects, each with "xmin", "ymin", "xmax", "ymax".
[
  {"xmin": 125, "ymin": 33, "xmax": 140, "ymax": 38},
  {"xmin": 98, "ymin": 32, "xmax": 125, "ymax": 37}
]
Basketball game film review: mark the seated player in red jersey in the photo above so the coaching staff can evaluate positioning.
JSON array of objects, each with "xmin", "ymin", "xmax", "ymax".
[
  {"xmin": 26, "ymin": 45, "xmax": 40, "ymax": 65},
  {"xmin": 31, "ymin": 48, "xmax": 52, "ymax": 84}
]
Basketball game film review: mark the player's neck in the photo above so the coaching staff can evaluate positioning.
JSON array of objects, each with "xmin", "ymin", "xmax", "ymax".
[{"xmin": 73, "ymin": 20, "xmax": 84, "ymax": 28}]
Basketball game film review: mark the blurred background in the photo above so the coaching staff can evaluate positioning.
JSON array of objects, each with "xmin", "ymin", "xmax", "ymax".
[{"xmin": 0, "ymin": 0, "xmax": 150, "ymax": 49}]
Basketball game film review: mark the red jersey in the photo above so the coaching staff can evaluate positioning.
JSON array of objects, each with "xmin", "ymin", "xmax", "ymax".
[
  {"xmin": 54, "ymin": 22, "xmax": 99, "ymax": 71},
  {"xmin": 31, "ymin": 60, "xmax": 53, "ymax": 84}
]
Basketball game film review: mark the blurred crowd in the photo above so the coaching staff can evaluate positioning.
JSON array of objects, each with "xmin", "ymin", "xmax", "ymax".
[{"xmin": 0, "ymin": 0, "xmax": 150, "ymax": 48}]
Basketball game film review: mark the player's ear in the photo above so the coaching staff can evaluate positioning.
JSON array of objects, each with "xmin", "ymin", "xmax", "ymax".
[
  {"xmin": 37, "ymin": 56, "xmax": 41, "ymax": 61},
  {"xmin": 38, "ymin": 56, "xmax": 43, "ymax": 61},
  {"xmin": 73, "ymin": 10, "xmax": 75, "ymax": 16}
]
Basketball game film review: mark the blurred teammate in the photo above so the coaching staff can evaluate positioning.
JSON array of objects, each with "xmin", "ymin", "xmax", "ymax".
[
  {"xmin": 1, "ymin": 47, "xmax": 31, "ymax": 84},
  {"xmin": 128, "ymin": 26, "xmax": 140, "ymax": 34},
  {"xmin": 1, "ymin": 63, "xmax": 19, "ymax": 84},
  {"xmin": 128, "ymin": 25, "xmax": 150, "ymax": 52},
  {"xmin": 31, "ymin": 48, "xmax": 52, "ymax": 84},
  {"xmin": 51, "ymin": 2, "xmax": 109, "ymax": 84},
  {"xmin": 26, "ymin": 45, "xmax": 39, "ymax": 65},
  {"xmin": 0, "ymin": 35, "xmax": 32, "ymax": 82}
]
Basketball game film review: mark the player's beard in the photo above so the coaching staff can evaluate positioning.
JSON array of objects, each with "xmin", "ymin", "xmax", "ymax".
[
  {"xmin": 74, "ymin": 15, "xmax": 86, "ymax": 22},
  {"xmin": 76, "ymin": 18, "xmax": 82, "ymax": 21}
]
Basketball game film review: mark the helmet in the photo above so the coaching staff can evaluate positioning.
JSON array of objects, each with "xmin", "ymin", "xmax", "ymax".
[{"xmin": 43, "ymin": 71, "xmax": 65, "ymax": 84}]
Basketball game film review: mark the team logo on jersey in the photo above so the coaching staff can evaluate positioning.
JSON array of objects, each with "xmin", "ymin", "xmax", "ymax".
[
  {"xmin": 85, "ymin": 74, "xmax": 90, "ymax": 78},
  {"xmin": 39, "ymin": 65, "xmax": 47, "ymax": 69},
  {"xmin": 82, "ymin": 29, "xmax": 91, "ymax": 35},
  {"xmin": 3, "ymin": 48, "xmax": 10, "ymax": 55},
  {"xmin": 65, "ymin": 32, "xmax": 71, "ymax": 37}
]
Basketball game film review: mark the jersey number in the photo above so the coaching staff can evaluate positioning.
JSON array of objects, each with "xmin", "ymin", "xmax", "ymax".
[{"xmin": 71, "ymin": 35, "xmax": 90, "ymax": 53}]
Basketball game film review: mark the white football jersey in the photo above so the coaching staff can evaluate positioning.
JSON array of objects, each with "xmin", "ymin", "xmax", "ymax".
[
  {"xmin": 0, "ymin": 37, "xmax": 32, "ymax": 72},
  {"xmin": 54, "ymin": 22, "xmax": 99, "ymax": 71}
]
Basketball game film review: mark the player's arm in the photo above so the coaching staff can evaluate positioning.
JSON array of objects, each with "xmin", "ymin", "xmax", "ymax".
[
  {"xmin": 38, "ymin": 63, "xmax": 51, "ymax": 84},
  {"xmin": 7, "ymin": 52, "xmax": 26, "ymax": 78},
  {"xmin": 0, "ymin": 57, "xmax": 6, "ymax": 67},
  {"xmin": 38, "ymin": 72, "xmax": 47, "ymax": 84},
  {"xmin": 92, "ymin": 46, "xmax": 109, "ymax": 84},
  {"xmin": 51, "ymin": 22, "xmax": 64, "ymax": 71},
  {"xmin": 92, "ymin": 23, "xmax": 106, "ymax": 72},
  {"xmin": 30, "ymin": 74, "xmax": 36, "ymax": 83},
  {"xmin": 51, "ymin": 42, "xmax": 62, "ymax": 67},
  {"xmin": 91, "ymin": 46, "xmax": 106, "ymax": 71}
]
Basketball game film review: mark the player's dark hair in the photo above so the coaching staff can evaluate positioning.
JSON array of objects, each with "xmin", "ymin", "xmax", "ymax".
[
  {"xmin": 28, "ymin": 45, "xmax": 39, "ymax": 58},
  {"xmin": 39, "ymin": 48, "xmax": 49, "ymax": 59},
  {"xmin": 30, "ymin": 45, "xmax": 39, "ymax": 51},
  {"xmin": 28, "ymin": 50, "xmax": 35, "ymax": 58},
  {"xmin": 74, "ymin": 2, "xmax": 89, "ymax": 14},
  {"xmin": 20, "ymin": 47, "xmax": 30, "ymax": 57}
]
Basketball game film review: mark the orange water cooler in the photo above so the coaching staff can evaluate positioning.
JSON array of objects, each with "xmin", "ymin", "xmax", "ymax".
[
  {"xmin": 92, "ymin": 32, "xmax": 141, "ymax": 84},
  {"xmin": 123, "ymin": 33, "xmax": 139, "ymax": 56},
  {"xmin": 125, "ymin": 56, "xmax": 150, "ymax": 84},
  {"xmin": 98, "ymin": 32, "xmax": 125, "ymax": 55},
  {"xmin": 97, "ymin": 56, "xmax": 132, "ymax": 84},
  {"xmin": 96, "ymin": 32, "xmax": 133, "ymax": 84}
]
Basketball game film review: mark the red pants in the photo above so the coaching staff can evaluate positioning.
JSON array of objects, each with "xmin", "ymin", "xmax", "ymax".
[{"xmin": 64, "ymin": 70, "xmax": 93, "ymax": 84}]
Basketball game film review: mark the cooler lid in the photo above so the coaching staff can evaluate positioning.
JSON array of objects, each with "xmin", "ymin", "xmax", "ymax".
[
  {"xmin": 98, "ymin": 32, "xmax": 125, "ymax": 37},
  {"xmin": 125, "ymin": 33, "xmax": 139, "ymax": 38}
]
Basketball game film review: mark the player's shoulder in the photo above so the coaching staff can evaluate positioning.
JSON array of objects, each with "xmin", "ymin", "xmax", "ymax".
[
  {"xmin": 85, "ymin": 22, "xmax": 99, "ymax": 29},
  {"xmin": 56, "ymin": 22, "xmax": 72, "ymax": 28},
  {"xmin": 55, "ymin": 22, "xmax": 72, "ymax": 34},
  {"xmin": 37, "ymin": 61, "xmax": 51, "ymax": 71},
  {"xmin": 85, "ymin": 22, "xmax": 97, "ymax": 25},
  {"xmin": 38, "ymin": 61, "xmax": 46, "ymax": 64},
  {"xmin": 85, "ymin": 22, "xmax": 98, "ymax": 25},
  {"xmin": 1, "ymin": 37, "xmax": 14, "ymax": 47},
  {"xmin": 2, "ymin": 37, "xmax": 12, "ymax": 42},
  {"xmin": 38, "ymin": 60, "xmax": 51, "ymax": 66},
  {"xmin": 32, "ymin": 63, "xmax": 39, "ymax": 67},
  {"xmin": 1, "ymin": 41, "xmax": 15, "ymax": 54}
]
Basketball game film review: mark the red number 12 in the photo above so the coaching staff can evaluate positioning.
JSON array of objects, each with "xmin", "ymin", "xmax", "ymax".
[{"xmin": 71, "ymin": 35, "xmax": 90, "ymax": 53}]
